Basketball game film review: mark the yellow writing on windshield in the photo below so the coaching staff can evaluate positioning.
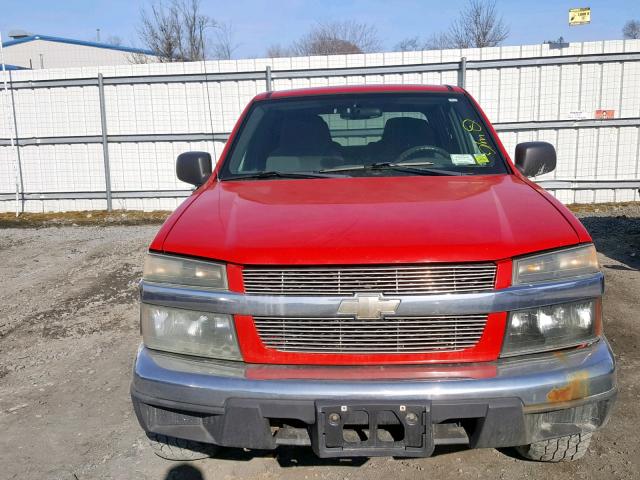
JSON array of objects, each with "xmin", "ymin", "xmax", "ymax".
[{"xmin": 462, "ymin": 119, "xmax": 496, "ymax": 157}]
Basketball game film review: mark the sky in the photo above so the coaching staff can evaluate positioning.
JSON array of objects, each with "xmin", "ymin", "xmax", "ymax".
[{"xmin": 1, "ymin": 0, "xmax": 639, "ymax": 58}]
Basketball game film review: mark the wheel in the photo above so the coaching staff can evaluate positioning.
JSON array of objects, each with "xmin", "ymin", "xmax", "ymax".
[
  {"xmin": 147, "ymin": 433, "xmax": 217, "ymax": 461},
  {"xmin": 516, "ymin": 432, "xmax": 592, "ymax": 462}
]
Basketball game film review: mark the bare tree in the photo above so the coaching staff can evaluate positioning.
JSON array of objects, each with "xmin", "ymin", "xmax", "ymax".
[
  {"xmin": 266, "ymin": 44, "xmax": 294, "ymax": 58},
  {"xmin": 424, "ymin": 32, "xmax": 454, "ymax": 50},
  {"xmin": 623, "ymin": 20, "xmax": 640, "ymax": 39},
  {"xmin": 398, "ymin": 0, "xmax": 508, "ymax": 51},
  {"xmin": 447, "ymin": 0, "xmax": 509, "ymax": 48},
  {"xmin": 129, "ymin": 51, "xmax": 152, "ymax": 63},
  {"xmin": 395, "ymin": 36, "xmax": 422, "ymax": 52},
  {"xmin": 136, "ymin": 0, "xmax": 216, "ymax": 62},
  {"xmin": 211, "ymin": 21, "xmax": 239, "ymax": 60},
  {"xmin": 285, "ymin": 21, "xmax": 381, "ymax": 56},
  {"xmin": 397, "ymin": 33, "xmax": 452, "ymax": 52}
]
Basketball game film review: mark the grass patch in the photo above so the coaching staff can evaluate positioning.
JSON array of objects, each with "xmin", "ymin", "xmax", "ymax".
[
  {"xmin": 566, "ymin": 201, "xmax": 640, "ymax": 214},
  {"xmin": 0, "ymin": 210, "xmax": 171, "ymax": 228}
]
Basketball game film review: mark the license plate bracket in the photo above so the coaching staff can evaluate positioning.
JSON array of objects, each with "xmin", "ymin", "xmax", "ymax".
[{"xmin": 312, "ymin": 401, "xmax": 433, "ymax": 458}]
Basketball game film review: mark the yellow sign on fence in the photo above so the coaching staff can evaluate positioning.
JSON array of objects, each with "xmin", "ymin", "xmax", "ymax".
[{"xmin": 569, "ymin": 7, "xmax": 591, "ymax": 26}]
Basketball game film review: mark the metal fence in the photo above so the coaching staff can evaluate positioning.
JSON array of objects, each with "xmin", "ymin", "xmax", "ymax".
[{"xmin": 1, "ymin": 39, "xmax": 640, "ymax": 213}]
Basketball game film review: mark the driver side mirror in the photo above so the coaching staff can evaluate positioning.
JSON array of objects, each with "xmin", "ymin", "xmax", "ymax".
[
  {"xmin": 514, "ymin": 142, "xmax": 556, "ymax": 177},
  {"xmin": 177, "ymin": 151, "xmax": 212, "ymax": 187}
]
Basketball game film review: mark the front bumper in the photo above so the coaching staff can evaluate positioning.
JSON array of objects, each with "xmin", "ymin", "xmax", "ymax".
[{"xmin": 131, "ymin": 339, "xmax": 616, "ymax": 455}]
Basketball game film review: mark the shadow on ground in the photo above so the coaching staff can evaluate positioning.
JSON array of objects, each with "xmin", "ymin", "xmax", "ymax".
[
  {"xmin": 579, "ymin": 215, "xmax": 640, "ymax": 270},
  {"xmin": 184, "ymin": 443, "xmax": 482, "ymax": 469},
  {"xmin": 164, "ymin": 464, "xmax": 204, "ymax": 480}
]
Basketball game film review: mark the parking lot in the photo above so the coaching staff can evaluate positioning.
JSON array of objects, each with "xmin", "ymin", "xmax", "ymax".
[{"xmin": 0, "ymin": 204, "xmax": 639, "ymax": 480}]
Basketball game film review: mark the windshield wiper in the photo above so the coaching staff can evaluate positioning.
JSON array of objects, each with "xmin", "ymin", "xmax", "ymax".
[
  {"xmin": 320, "ymin": 161, "xmax": 463, "ymax": 176},
  {"xmin": 223, "ymin": 170, "xmax": 344, "ymax": 181},
  {"xmin": 376, "ymin": 163, "xmax": 465, "ymax": 176}
]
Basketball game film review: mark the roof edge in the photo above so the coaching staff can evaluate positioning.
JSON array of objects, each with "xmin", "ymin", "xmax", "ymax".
[
  {"xmin": 0, "ymin": 64, "xmax": 29, "ymax": 70},
  {"xmin": 254, "ymin": 84, "xmax": 465, "ymax": 101},
  {"xmin": 2, "ymin": 35, "xmax": 155, "ymax": 55}
]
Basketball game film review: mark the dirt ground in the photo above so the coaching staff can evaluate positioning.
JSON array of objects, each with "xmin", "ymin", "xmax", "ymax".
[{"xmin": 0, "ymin": 204, "xmax": 639, "ymax": 480}]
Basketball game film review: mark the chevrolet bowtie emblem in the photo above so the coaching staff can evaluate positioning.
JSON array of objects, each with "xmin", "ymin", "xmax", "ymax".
[{"xmin": 337, "ymin": 294, "xmax": 401, "ymax": 319}]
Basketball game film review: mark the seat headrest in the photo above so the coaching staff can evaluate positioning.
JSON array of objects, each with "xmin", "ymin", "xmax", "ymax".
[
  {"xmin": 380, "ymin": 117, "xmax": 435, "ymax": 150},
  {"xmin": 273, "ymin": 115, "xmax": 334, "ymax": 155}
]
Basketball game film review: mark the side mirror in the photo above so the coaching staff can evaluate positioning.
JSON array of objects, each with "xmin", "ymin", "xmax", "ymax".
[
  {"xmin": 514, "ymin": 142, "xmax": 556, "ymax": 177},
  {"xmin": 177, "ymin": 151, "xmax": 212, "ymax": 187}
]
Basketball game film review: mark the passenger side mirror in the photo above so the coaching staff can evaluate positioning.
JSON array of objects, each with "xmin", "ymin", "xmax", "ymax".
[
  {"xmin": 177, "ymin": 151, "xmax": 212, "ymax": 187},
  {"xmin": 514, "ymin": 142, "xmax": 556, "ymax": 177}
]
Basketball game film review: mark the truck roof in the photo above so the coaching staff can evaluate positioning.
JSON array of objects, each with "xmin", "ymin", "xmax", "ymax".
[{"xmin": 253, "ymin": 84, "xmax": 465, "ymax": 101}]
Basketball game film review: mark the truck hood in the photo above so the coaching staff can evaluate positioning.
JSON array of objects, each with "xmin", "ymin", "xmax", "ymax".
[{"xmin": 161, "ymin": 175, "xmax": 580, "ymax": 265}]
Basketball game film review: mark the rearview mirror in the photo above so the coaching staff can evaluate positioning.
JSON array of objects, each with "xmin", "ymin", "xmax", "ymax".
[
  {"xmin": 514, "ymin": 142, "xmax": 556, "ymax": 177},
  {"xmin": 338, "ymin": 105, "xmax": 382, "ymax": 120},
  {"xmin": 177, "ymin": 151, "xmax": 212, "ymax": 187}
]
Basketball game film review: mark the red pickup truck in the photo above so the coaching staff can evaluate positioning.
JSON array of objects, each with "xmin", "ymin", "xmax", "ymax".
[{"xmin": 131, "ymin": 85, "xmax": 616, "ymax": 462}]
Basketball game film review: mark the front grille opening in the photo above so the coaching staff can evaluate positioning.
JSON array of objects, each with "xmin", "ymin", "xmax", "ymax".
[
  {"xmin": 343, "ymin": 425, "xmax": 370, "ymax": 443},
  {"xmin": 142, "ymin": 404, "xmax": 209, "ymax": 427},
  {"xmin": 243, "ymin": 263, "xmax": 497, "ymax": 296},
  {"xmin": 377, "ymin": 410, "xmax": 405, "ymax": 442},
  {"xmin": 433, "ymin": 421, "xmax": 470, "ymax": 446},
  {"xmin": 270, "ymin": 419, "xmax": 312, "ymax": 446},
  {"xmin": 377, "ymin": 424, "xmax": 405, "ymax": 442},
  {"xmin": 460, "ymin": 418, "xmax": 481, "ymax": 443},
  {"xmin": 254, "ymin": 314, "xmax": 488, "ymax": 354},
  {"xmin": 340, "ymin": 412, "xmax": 406, "ymax": 444}
]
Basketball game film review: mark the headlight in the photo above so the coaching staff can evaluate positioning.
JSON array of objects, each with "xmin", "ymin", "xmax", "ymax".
[
  {"xmin": 141, "ymin": 254, "xmax": 235, "ymax": 360},
  {"xmin": 513, "ymin": 244, "xmax": 599, "ymax": 285},
  {"xmin": 143, "ymin": 253, "xmax": 227, "ymax": 289},
  {"xmin": 141, "ymin": 304, "xmax": 241, "ymax": 360},
  {"xmin": 501, "ymin": 299, "xmax": 601, "ymax": 357}
]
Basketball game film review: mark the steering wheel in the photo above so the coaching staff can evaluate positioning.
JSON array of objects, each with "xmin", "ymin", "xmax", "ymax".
[{"xmin": 394, "ymin": 145, "xmax": 451, "ymax": 164}]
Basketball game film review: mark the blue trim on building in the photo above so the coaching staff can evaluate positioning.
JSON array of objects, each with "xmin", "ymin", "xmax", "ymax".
[
  {"xmin": 2, "ymin": 35, "xmax": 154, "ymax": 55},
  {"xmin": 1, "ymin": 64, "xmax": 29, "ymax": 70}
]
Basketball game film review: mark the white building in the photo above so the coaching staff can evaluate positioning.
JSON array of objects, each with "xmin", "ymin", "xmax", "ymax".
[{"xmin": 2, "ymin": 32, "xmax": 156, "ymax": 69}]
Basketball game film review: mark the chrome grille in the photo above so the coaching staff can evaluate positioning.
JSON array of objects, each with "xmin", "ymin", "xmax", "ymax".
[
  {"xmin": 243, "ymin": 264, "xmax": 497, "ymax": 296},
  {"xmin": 254, "ymin": 315, "xmax": 488, "ymax": 353}
]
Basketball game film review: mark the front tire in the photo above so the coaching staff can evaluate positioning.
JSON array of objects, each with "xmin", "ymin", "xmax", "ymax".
[
  {"xmin": 147, "ymin": 433, "xmax": 217, "ymax": 461},
  {"xmin": 516, "ymin": 432, "xmax": 592, "ymax": 462}
]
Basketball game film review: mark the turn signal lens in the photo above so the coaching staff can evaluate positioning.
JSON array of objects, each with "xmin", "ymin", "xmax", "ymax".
[
  {"xmin": 513, "ymin": 244, "xmax": 599, "ymax": 285},
  {"xmin": 143, "ymin": 253, "xmax": 227, "ymax": 289}
]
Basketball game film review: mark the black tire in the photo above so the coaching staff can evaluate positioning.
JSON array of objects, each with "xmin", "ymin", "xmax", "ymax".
[
  {"xmin": 516, "ymin": 432, "xmax": 592, "ymax": 462},
  {"xmin": 147, "ymin": 433, "xmax": 217, "ymax": 461}
]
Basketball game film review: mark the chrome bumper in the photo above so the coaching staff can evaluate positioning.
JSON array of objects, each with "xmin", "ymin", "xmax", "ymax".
[
  {"xmin": 135, "ymin": 271, "xmax": 613, "ymax": 410},
  {"xmin": 132, "ymin": 339, "xmax": 616, "ymax": 413},
  {"xmin": 133, "ymin": 272, "xmax": 615, "ymax": 451}
]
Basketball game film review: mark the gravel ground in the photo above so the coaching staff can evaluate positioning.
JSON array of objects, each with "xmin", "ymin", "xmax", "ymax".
[{"xmin": 0, "ymin": 204, "xmax": 639, "ymax": 480}]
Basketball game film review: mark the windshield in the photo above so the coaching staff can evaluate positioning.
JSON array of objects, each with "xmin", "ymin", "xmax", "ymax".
[{"xmin": 219, "ymin": 93, "xmax": 508, "ymax": 180}]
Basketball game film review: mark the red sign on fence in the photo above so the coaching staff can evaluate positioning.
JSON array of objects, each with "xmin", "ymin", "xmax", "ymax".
[{"xmin": 595, "ymin": 109, "xmax": 615, "ymax": 119}]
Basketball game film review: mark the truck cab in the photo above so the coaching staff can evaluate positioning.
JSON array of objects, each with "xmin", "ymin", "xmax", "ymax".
[{"xmin": 131, "ymin": 85, "xmax": 616, "ymax": 462}]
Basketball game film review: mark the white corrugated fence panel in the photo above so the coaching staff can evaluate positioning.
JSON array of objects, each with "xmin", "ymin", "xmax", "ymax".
[{"xmin": 0, "ymin": 40, "xmax": 639, "ymax": 212}]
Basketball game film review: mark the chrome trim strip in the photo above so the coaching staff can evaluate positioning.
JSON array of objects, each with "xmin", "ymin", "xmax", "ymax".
[
  {"xmin": 140, "ymin": 272, "xmax": 604, "ymax": 317},
  {"xmin": 131, "ymin": 339, "xmax": 616, "ymax": 409}
]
